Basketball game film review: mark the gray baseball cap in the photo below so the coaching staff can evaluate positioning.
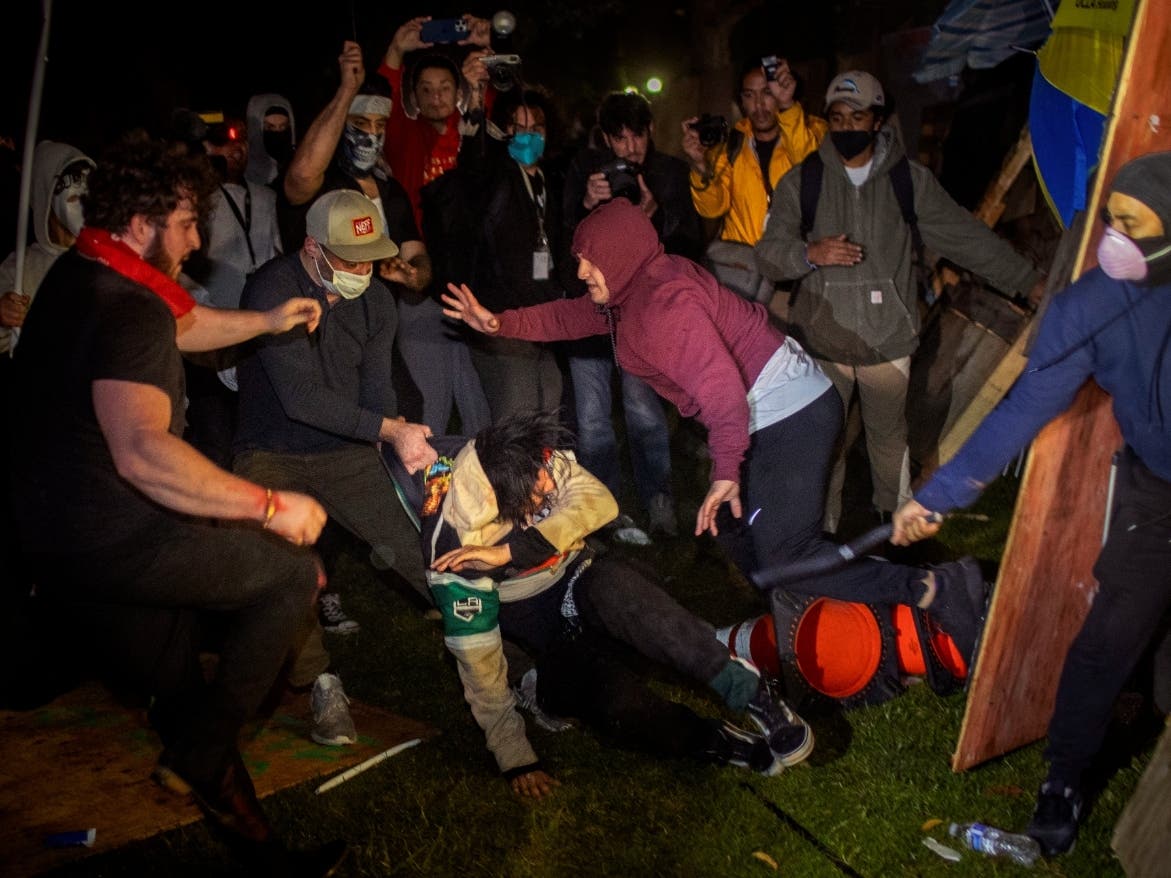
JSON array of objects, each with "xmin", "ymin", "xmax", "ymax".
[{"xmin": 306, "ymin": 190, "xmax": 399, "ymax": 262}]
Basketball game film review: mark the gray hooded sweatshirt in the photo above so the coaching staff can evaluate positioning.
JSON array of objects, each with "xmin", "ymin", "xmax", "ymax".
[
  {"xmin": 0, "ymin": 140, "xmax": 94, "ymax": 355},
  {"xmin": 245, "ymin": 93, "xmax": 296, "ymax": 186}
]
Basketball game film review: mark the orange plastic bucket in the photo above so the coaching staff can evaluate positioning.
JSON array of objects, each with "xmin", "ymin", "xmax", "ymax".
[
  {"xmin": 793, "ymin": 598, "xmax": 882, "ymax": 699},
  {"xmin": 892, "ymin": 605, "xmax": 968, "ymax": 679}
]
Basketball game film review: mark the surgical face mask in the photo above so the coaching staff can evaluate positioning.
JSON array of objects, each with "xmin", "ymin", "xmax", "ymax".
[
  {"xmin": 1096, "ymin": 225, "xmax": 1171, "ymax": 282},
  {"xmin": 508, "ymin": 131, "xmax": 546, "ymax": 166},
  {"xmin": 341, "ymin": 123, "xmax": 384, "ymax": 173},
  {"xmin": 262, "ymin": 129, "xmax": 294, "ymax": 165},
  {"xmin": 829, "ymin": 129, "xmax": 874, "ymax": 161},
  {"xmin": 313, "ymin": 249, "xmax": 371, "ymax": 299}
]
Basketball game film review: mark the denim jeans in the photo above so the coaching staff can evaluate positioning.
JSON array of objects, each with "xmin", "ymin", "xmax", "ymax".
[{"xmin": 568, "ymin": 353, "xmax": 672, "ymax": 508}]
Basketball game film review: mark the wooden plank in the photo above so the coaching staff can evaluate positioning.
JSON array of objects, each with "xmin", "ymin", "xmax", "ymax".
[
  {"xmin": 953, "ymin": 0, "xmax": 1171, "ymax": 771},
  {"xmin": 929, "ymin": 208, "xmax": 1085, "ymax": 473},
  {"xmin": 972, "ymin": 127, "xmax": 1034, "ymax": 227},
  {"xmin": 1112, "ymin": 718, "xmax": 1171, "ymax": 877}
]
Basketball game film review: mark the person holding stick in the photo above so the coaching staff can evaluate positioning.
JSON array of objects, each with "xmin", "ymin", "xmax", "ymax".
[
  {"xmin": 892, "ymin": 150, "xmax": 1171, "ymax": 858},
  {"xmin": 441, "ymin": 198, "xmax": 989, "ymax": 666}
]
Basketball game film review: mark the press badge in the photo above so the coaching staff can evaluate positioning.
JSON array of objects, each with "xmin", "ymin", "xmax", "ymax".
[
  {"xmin": 533, "ymin": 249, "xmax": 551, "ymax": 280},
  {"xmin": 870, "ymin": 289, "xmax": 883, "ymax": 304}
]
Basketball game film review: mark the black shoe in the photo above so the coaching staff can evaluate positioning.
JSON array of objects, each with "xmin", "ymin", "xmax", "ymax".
[
  {"xmin": 155, "ymin": 749, "xmax": 349, "ymax": 875},
  {"xmin": 925, "ymin": 558, "xmax": 989, "ymax": 665},
  {"xmin": 703, "ymin": 719, "xmax": 779, "ymax": 776},
  {"xmin": 1025, "ymin": 781, "xmax": 1083, "ymax": 856},
  {"xmin": 745, "ymin": 676, "xmax": 815, "ymax": 768}
]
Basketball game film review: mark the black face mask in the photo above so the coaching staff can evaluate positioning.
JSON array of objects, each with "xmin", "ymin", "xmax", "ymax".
[
  {"xmin": 262, "ymin": 130, "xmax": 294, "ymax": 165},
  {"xmin": 830, "ymin": 129, "xmax": 875, "ymax": 161}
]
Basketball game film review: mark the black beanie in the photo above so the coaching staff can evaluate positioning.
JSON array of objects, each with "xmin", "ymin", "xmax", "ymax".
[{"xmin": 1111, "ymin": 150, "xmax": 1171, "ymax": 233}]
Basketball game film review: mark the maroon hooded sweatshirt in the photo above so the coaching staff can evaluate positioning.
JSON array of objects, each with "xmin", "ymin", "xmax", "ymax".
[{"xmin": 495, "ymin": 198, "xmax": 786, "ymax": 484}]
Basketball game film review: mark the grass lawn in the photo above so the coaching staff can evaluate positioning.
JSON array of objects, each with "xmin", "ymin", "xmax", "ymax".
[{"xmin": 44, "ymin": 426, "xmax": 1160, "ymax": 877}]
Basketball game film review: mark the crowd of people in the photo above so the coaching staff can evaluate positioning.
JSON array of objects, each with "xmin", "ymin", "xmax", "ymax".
[{"xmin": 2, "ymin": 12, "xmax": 1168, "ymax": 874}]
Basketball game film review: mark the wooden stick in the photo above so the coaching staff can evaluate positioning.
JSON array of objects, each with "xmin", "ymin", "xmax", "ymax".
[{"xmin": 315, "ymin": 738, "xmax": 422, "ymax": 795}]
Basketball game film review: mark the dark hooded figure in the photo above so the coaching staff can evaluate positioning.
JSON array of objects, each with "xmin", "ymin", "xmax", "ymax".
[
  {"xmin": 442, "ymin": 197, "xmax": 990, "ymax": 668},
  {"xmin": 894, "ymin": 150, "xmax": 1171, "ymax": 859}
]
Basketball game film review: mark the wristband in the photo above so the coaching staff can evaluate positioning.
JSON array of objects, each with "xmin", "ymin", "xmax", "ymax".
[
  {"xmin": 803, "ymin": 244, "xmax": 818, "ymax": 271},
  {"xmin": 262, "ymin": 488, "xmax": 277, "ymax": 529}
]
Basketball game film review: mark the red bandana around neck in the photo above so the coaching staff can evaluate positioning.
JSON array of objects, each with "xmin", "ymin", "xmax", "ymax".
[{"xmin": 75, "ymin": 226, "xmax": 196, "ymax": 318}]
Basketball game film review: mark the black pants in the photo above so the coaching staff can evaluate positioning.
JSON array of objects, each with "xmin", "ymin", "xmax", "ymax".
[
  {"xmin": 727, "ymin": 387, "xmax": 922, "ymax": 605},
  {"xmin": 30, "ymin": 513, "xmax": 319, "ymax": 786},
  {"xmin": 1046, "ymin": 447, "xmax": 1171, "ymax": 786},
  {"xmin": 499, "ymin": 555, "xmax": 731, "ymax": 760}
]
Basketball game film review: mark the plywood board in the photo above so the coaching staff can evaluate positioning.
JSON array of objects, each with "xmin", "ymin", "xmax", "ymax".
[
  {"xmin": 0, "ymin": 682, "xmax": 437, "ymax": 877},
  {"xmin": 953, "ymin": 0, "xmax": 1171, "ymax": 771}
]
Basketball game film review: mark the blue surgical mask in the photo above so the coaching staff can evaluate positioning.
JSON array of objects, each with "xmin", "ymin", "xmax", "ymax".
[
  {"xmin": 341, "ymin": 123, "xmax": 384, "ymax": 173},
  {"xmin": 508, "ymin": 131, "xmax": 546, "ymax": 167}
]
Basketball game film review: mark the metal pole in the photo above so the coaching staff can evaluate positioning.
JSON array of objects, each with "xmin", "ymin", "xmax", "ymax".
[{"xmin": 10, "ymin": 0, "xmax": 53, "ymax": 355}]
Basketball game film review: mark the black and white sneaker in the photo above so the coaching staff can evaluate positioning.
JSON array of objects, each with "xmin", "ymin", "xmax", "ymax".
[
  {"xmin": 319, "ymin": 593, "xmax": 360, "ymax": 635},
  {"xmin": 745, "ymin": 675, "xmax": 814, "ymax": 768},
  {"xmin": 1026, "ymin": 781, "xmax": 1083, "ymax": 856},
  {"xmin": 704, "ymin": 719, "xmax": 780, "ymax": 775}
]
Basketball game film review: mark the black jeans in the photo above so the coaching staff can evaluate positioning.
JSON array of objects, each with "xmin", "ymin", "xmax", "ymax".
[
  {"xmin": 500, "ymin": 555, "xmax": 732, "ymax": 759},
  {"xmin": 1046, "ymin": 447, "xmax": 1171, "ymax": 787},
  {"xmin": 30, "ymin": 513, "xmax": 318, "ymax": 786},
  {"xmin": 728, "ymin": 387, "xmax": 922, "ymax": 605}
]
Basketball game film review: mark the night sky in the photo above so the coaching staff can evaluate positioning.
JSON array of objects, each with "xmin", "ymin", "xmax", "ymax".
[{"xmin": 2, "ymin": 1, "xmax": 893, "ymax": 156}]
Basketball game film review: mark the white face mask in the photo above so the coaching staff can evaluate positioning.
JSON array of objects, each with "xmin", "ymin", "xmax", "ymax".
[
  {"xmin": 313, "ymin": 248, "xmax": 371, "ymax": 299},
  {"xmin": 51, "ymin": 180, "xmax": 87, "ymax": 238}
]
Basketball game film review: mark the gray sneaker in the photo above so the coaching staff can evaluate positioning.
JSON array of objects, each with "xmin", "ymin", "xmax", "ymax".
[
  {"xmin": 310, "ymin": 673, "xmax": 357, "ymax": 746},
  {"xmin": 511, "ymin": 668, "xmax": 573, "ymax": 733}
]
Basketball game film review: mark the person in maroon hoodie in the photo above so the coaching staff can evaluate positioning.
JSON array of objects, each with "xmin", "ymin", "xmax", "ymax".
[{"xmin": 442, "ymin": 198, "xmax": 988, "ymax": 666}]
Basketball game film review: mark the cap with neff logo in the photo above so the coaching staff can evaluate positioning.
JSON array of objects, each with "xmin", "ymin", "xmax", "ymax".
[{"xmin": 306, "ymin": 189, "xmax": 399, "ymax": 262}]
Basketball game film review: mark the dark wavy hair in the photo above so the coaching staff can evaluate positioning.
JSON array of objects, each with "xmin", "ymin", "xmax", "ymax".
[
  {"xmin": 597, "ymin": 90, "xmax": 653, "ymax": 138},
  {"xmin": 490, "ymin": 85, "xmax": 562, "ymax": 153},
  {"xmin": 83, "ymin": 129, "xmax": 218, "ymax": 234},
  {"xmin": 474, "ymin": 409, "xmax": 573, "ymax": 526}
]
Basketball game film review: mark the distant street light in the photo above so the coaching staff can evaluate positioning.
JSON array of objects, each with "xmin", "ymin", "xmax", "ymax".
[{"xmin": 646, "ymin": 77, "xmax": 663, "ymax": 94}]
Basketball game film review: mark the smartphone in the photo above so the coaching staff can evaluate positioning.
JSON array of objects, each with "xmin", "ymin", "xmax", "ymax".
[{"xmin": 420, "ymin": 17, "xmax": 469, "ymax": 44}]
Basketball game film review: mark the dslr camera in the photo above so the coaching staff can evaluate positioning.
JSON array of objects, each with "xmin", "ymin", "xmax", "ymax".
[
  {"xmin": 688, "ymin": 113, "xmax": 729, "ymax": 148},
  {"xmin": 597, "ymin": 158, "xmax": 642, "ymax": 204},
  {"xmin": 481, "ymin": 53, "xmax": 522, "ymax": 92}
]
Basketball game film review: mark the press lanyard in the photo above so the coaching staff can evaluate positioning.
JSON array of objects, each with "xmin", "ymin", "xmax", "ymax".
[
  {"xmin": 518, "ymin": 163, "xmax": 551, "ymax": 280},
  {"xmin": 517, "ymin": 163, "xmax": 549, "ymax": 251}
]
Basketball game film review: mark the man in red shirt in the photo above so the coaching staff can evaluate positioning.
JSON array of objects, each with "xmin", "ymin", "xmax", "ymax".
[{"xmin": 377, "ymin": 14, "xmax": 496, "ymax": 228}]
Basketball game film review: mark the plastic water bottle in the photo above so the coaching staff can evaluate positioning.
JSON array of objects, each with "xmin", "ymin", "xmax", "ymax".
[{"xmin": 948, "ymin": 822, "xmax": 1041, "ymax": 866}]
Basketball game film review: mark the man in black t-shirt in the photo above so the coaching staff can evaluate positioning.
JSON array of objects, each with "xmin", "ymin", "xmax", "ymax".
[{"xmin": 11, "ymin": 131, "xmax": 345, "ymax": 875}]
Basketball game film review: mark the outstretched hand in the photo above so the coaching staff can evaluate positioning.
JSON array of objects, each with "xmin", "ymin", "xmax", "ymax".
[
  {"xmin": 442, "ymin": 282, "xmax": 501, "ymax": 335},
  {"xmin": 695, "ymin": 479, "xmax": 741, "ymax": 537}
]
